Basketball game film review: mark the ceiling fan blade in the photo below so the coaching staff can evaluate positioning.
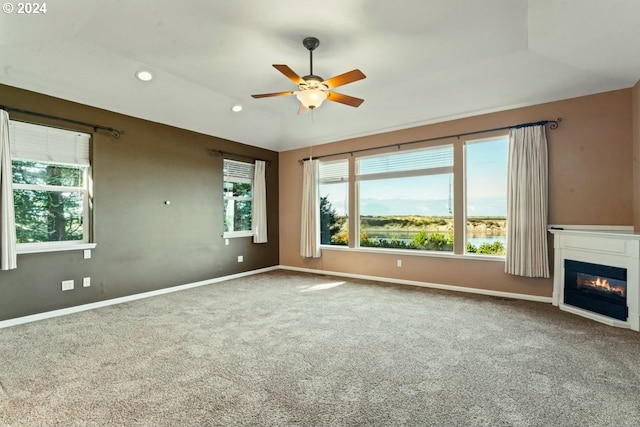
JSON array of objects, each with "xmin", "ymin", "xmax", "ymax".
[
  {"xmin": 251, "ymin": 91, "xmax": 295, "ymax": 99},
  {"xmin": 322, "ymin": 69, "xmax": 366, "ymax": 89},
  {"xmin": 297, "ymin": 103, "xmax": 310, "ymax": 115},
  {"xmin": 327, "ymin": 91, "xmax": 364, "ymax": 108},
  {"xmin": 273, "ymin": 64, "xmax": 304, "ymax": 85}
]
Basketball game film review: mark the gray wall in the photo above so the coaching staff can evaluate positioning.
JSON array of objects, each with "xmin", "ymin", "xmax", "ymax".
[{"xmin": 0, "ymin": 84, "xmax": 279, "ymax": 321}]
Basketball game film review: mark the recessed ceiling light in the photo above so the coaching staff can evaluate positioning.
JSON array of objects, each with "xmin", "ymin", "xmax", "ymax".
[
  {"xmin": 231, "ymin": 105, "xmax": 243, "ymax": 112},
  {"xmin": 135, "ymin": 70, "xmax": 153, "ymax": 82}
]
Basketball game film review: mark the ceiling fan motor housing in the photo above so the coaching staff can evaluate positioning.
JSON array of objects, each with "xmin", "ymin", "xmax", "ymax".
[{"xmin": 299, "ymin": 75, "xmax": 327, "ymax": 90}]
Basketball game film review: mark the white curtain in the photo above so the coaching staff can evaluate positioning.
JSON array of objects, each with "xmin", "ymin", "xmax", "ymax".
[
  {"xmin": 300, "ymin": 159, "xmax": 321, "ymax": 258},
  {"xmin": 0, "ymin": 110, "xmax": 17, "ymax": 270},
  {"xmin": 252, "ymin": 160, "xmax": 268, "ymax": 243},
  {"xmin": 505, "ymin": 125, "xmax": 549, "ymax": 278}
]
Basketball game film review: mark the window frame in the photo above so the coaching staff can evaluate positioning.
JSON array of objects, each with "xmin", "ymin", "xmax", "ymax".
[
  {"xmin": 463, "ymin": 135, "xmax": 509, "ymax": 257},
  {"xmin": 315, "ymin": 136, "xmax": 509, "ymax": 260},
  {"xmin": 355, "ymin": 145, "xmax": 455, "ymax": 253},
  {"xmin": 318, "ymin": 158, "xmax": 349, "ymax": 247},
  {"xmin": 222, "ymin": 159, "xmax": 254, "ymax": 239},
  {"xmin": 9, "ymin": 120, "xmax": 95, "ymax": 254}
]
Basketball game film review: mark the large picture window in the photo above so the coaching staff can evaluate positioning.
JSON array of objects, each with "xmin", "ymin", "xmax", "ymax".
[
  {"xmin": 223, "ymin": 159, "xmax": 254, "ymax": 237},
  {"xmin": 356, "ymin": 146, "xmax": 454, "ymax": 251},
  {"xmin": 9, "ymin": 121, "xmax": 91, "ymax": 249},
  {"xmin": 315, "ymin": 136, "xmax": 509, "ymax": 257}
]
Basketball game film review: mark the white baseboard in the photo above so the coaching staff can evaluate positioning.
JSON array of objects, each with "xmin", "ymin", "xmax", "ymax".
[
  {"xmin": 278, "ymin": 265, "xmax": 553, "ymax": 304},
  {"xmin": 1, "ymin": 263, "xmax": 551, "ymax": 329},
  {"xmin": 0, "ymin": 266, "xmax": 279, "ymax": 329}
]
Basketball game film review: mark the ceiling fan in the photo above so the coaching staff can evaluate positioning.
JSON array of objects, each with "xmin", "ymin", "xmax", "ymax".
[{"xmin": 251, "ymin": 37, "xmax": 366, "ymax": 114}]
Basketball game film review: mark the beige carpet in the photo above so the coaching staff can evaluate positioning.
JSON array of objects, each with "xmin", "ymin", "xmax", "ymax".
[{"xmin": 1, "ymin": 270, "xmax": 639, "ymax": 426}]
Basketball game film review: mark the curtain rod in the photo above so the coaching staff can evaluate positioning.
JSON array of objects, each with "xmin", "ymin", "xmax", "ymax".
[
  {"xmin": 211, "ymin": 149, "xmax": 272, "ymax": 165},
  {"xmin": 0, "ymin": 105, "xmax": 124, "ymax": 139},
  {"xmin": 299, "ymin": 118, "xmax": 562, "ymax": 163}
]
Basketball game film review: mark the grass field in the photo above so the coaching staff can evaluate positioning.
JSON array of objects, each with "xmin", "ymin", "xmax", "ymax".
[{"xmin": 360, "ymin": 215, "xmax": 506, "ymax": 236}]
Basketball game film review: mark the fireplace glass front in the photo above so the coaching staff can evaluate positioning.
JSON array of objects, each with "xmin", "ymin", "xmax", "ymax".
[{"xmin": 564, "ymin": 259, "xmax": 628, "ymax": 321}]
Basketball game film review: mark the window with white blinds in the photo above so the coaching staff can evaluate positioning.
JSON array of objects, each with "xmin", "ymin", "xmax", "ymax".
[
  {"xmin": 223, "ymin": 159, "xmax": 254, "ymax": 182},
  {"xmin": 313, "ymin": 138, "xmax": 508, "ymax": 256},
  {"xmin": 356, "ymin": 144, "xmax": 455, "ymax": 252},
  {"xmin": 318, "ymin": 159, "xmax": 349, "ymax": 246},
  {"xmin": 356, "ymin": 145, "xmax": 453, "ymax": 181},
  {"xmin": 9, "ymin": 120, "xmax": 91, "ymax": 166},
  {"xmin": 319, "ymin": 159, "xmax": 348, "ymax": 184},
  {"xmin": 223, "ymin": 159, "xmax": 254, "ymax": 237},
  {"xmin": 9, "ymin": 120, "xmax": 92, "ymax": 249}
]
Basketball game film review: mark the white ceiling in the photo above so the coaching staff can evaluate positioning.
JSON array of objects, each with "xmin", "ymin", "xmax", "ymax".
[{"xmin": 1, "ymin": 0, "xmax": 639, "ymax": 152}]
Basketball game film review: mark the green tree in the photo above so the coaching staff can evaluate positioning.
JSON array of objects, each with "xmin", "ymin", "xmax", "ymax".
[
  {"xmin": 12, "ymin": 161, "xmax": 85, "ymax": 243},
  {"xmin": 476, "ymin": 241, "xmax": 505, "ymax": 255},
  {"xmin": 223, "ymin": 181, "xmax": 252, "ymax": 232},
  {"xmin": 320, "ymin": 196, "xmax": 344, "ymax": 245},
  {"xmin": 466, "ymin": 240, "xmax": 505, "ymax": 255}
]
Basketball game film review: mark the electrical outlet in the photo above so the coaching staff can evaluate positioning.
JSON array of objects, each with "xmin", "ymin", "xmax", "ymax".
[
  {"xmin": 83, "ymin": 277, "xmax": 91, "ymax": 287},
  {"xmin": 225, "ymin": 239, "xmax": 229, "ymax": 246},
  {"xmin": 397, "ymin": 259, "xmax": 402, "ymax": 267},
  {"xmin": 237, "ymin": 255, "xmax": 243, "ymax": 262},
  {"xmin": 83, "ymin": 249, "xmax": 91, "ymax": 259},
  {"xmin": 61, "ymin": 280, "xmax": 74, "ymax": 291}
]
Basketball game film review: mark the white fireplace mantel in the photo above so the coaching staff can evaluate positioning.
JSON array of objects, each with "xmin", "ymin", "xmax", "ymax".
[{"xmin": 549, "ymin": 226, "xmax": 640, "ymax": 331}]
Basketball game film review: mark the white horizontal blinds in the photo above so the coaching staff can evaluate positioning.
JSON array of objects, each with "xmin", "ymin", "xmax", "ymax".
[
  {"xmin": 223, "ymin": 159, "xmax": 254, "ymax": 182},
  {"xmin": 319, "ymin": 159, "xmax": 348, "ymax": 184},
  {"xmin": 356, "ymin": 145, "xmax": 453, "ymax": 181},
  {"xmin": 9, "ymin": 120, "xmax": 90, "ymax": 166}
]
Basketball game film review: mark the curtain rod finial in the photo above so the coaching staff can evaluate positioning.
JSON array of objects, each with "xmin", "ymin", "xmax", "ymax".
[
  {"xmin": 112, "ymin": 129, "xmax": 124, "ymax": 139},
  {"xmin": 549, "ymin": 117, "xmax": 562, "ymax": 130}
]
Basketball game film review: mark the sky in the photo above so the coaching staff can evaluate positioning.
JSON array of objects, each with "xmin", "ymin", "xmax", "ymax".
[{"xmin": 321, "ymin": 137, "xmax": 508, "ymax": 217}]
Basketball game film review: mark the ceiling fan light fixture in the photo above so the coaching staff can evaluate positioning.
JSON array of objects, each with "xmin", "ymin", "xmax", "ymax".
[
  {"xmin": 296, "ymin": 89, "xmax": 328, "ymax": 109},
  {"xmin": 251, "ymin": 37, "xmax": 366, "ymax": 112}
]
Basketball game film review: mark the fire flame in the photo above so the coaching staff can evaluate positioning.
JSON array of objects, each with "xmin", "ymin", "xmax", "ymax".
[{"xmin": 578, "ymin": 276, "xmax": 625, "ymax": 297}]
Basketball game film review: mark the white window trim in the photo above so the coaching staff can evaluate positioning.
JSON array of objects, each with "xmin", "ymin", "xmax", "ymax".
[
  {"xmin": 12, "ymin": 178, "xmax": 91, "ymax": 245},
  {"xmin": 10, "ymin": 121, "xmax": 94, "ymax": 251},
  {"xmin": 223, "ymin": 160, "xmax": 254, "ymax": 238},
  {"xmin": 356, "ymin": 166, "xmax": 454, "ymax": 182},
  {"xmin": 355, "ymin": 145, "xmax": 454, "ymax": 251},
  {"xmin": 319, "ymin": 243, "xmax": 505, "ymax": 262},
  {"xmin": 319, "ymin": 159, "xmax": 350, "ymax": 247},
  {"xmin": 463, "ymin": 135, "xmax": 508, "ymax": 256},
  {"xmin": 317, "ymin": 140, "xmax": 508, "ymax": 259},
  {"xmin": 223, "ymin": 230, "xmax": 254, "ymax": 239},
  {"xmin": 17, "ymin": 242, "xmax": 97, "ymax": 255}
]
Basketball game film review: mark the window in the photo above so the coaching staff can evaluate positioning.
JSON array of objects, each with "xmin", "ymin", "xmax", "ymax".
[
  {"xmin": 223, "ymin": 159, "xmax": 253, "ymax": 237},
  {"xmin": 465, "ymin": 137, "xmax": 508, "ymax": 256},
  {"xmin": 319, "ymin": 159, "xmax": 349, "ymax": 246},
  {"xmin": 9, "ymin": 121, "xmax": 92, "ymax": 250},
  {"xmin": 356, "ymin": 146, "xmax": 454, "ymax": 251},
  {"xmin": 315, "ymin": 136, "xmax": 509, "ymax": 257}
]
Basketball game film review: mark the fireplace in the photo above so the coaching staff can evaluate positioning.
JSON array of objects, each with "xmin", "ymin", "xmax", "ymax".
[
  {"xmin": 563, "ymin": 259, "xmax": 628, "ymax": 321},
  {"xmin": 549, "ymin": 226, "xmax": 639, "ymax": 331}
]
